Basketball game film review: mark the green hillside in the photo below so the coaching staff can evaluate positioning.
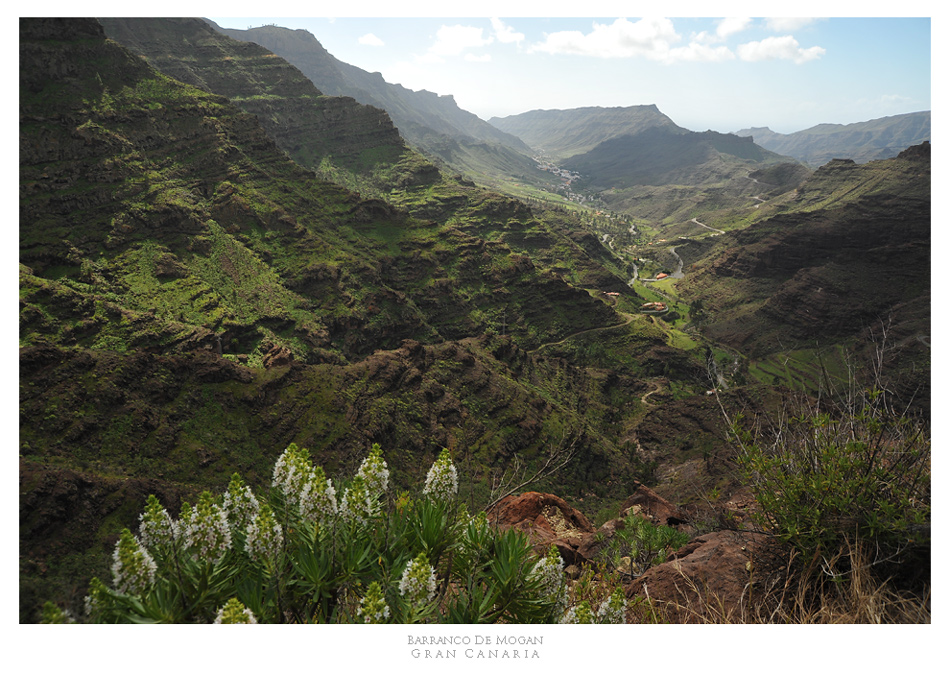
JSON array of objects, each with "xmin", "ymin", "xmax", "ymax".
[
  {"xmin": 676, "ymin": 143, "xmax": 930, "ymax": 408},
  {"xmin": 19, "ymin": 18, "xmax": 724, "ymax": 621}
]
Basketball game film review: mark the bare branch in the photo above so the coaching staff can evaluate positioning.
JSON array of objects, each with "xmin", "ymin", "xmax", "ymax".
[{"xmin": 484, "ymin": 432, "xmax": 579, "ymax": 516}]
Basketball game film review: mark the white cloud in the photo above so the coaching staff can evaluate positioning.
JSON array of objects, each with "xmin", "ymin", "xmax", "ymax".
[
  {"xmin": 358, "ymin": 33, "xmax": 384, "ymax": 47},
  {"xmin": 668, "ymin": 42, "xmax": 735, "ymax": 63},
  {"xmin": 765, "ymin": 18, "xmax": 819, "ymax": 32},
  {"xmin": 716, "ymin": 17, "xmax": 752, "ymax": 40},
  {"xmin": 527, "ymin": 18, "xmax": 744, "ymax": 64},
  {"xmin": 464, "ymin": 53, "xmax": 492, "ymax": 62},
  {"xmin": 737, "ymin": 36, "xmax": 825, "ymax": 64},
  {"xmin": 691, "ymin": 17, "xmax": 751, "ymax": 46},
  {"xmin": 491, "ymin": 17, "xmax": 524, "ymax": 45},
  {"xmin": 528, "ymin": 17, "xmax": 680, "ymax": 60},
  {"xmin": 873, "ymin": 93, "xmax": 916, "ymax": 109},
  {"xmin": 428, "ymin": 24, "xmax": 494, "ymax": 57}
]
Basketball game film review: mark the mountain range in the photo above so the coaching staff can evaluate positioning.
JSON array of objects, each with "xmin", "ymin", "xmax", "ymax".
[
  {"xmin": 201, "ymin": 20, "xmax": 552, "ymax": 191},
  {"xmin": 489, "ymin": 104, "xmax": 684, "ymax": 161},
  {"xmin": 735, "ymin": 111, "xmax": 931, "ymax": 166},
  {"xmin": 194, "ymin": 19, "xmax": 929, "ymax": 222}
]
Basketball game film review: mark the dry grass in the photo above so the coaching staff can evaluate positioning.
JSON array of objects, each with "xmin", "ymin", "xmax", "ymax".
[{"xmin": 655, "ymin": 540, "xmax": 931, "ymax": 624}]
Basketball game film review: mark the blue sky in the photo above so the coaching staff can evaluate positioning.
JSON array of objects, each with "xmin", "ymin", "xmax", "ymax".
[{"xmin": 204, "ymin": 7, "xmax": 933, "ymax": 134}]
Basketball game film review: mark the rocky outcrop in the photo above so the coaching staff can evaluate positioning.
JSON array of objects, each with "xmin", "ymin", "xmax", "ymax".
[
  {"xmin": 490, "ymin": 484, "xmax": 694, "ymax": 566},
  {"xmin": 489, "ymin": 492, "xmax": 596, "ymax": 565},
  {"xmin": 624, "ymin": 530, "xmax": 789, "ymax": 623},
  {"xmin": 488, "ymin": 488, "xmax": 792, "ymax": 622}
]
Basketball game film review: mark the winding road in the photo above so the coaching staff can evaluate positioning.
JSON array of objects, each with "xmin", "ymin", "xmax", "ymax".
[
  {"xmin": 528, "ymin": 309, "xmax": 638, "ymax": 354},
  {"xmin": 690, "ymin": 218, "xmax": 724, "ymax": 235}
]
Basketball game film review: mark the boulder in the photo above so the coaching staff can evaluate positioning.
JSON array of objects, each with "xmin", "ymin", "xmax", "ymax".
[
  {"xmin": 624, "ymin": 530, "xmax": 789, "ymax": 623},
  {"xmin": 489, "ymin": 492, "xmax": 596, "ymax": 564}
]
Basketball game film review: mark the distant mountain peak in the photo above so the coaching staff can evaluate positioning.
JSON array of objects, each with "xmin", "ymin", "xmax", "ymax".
[
  {"xmin": 488, "ymin": 104, "xmax": 682, "ymax": 160},
  {"xmin": 736, "ymin": 112, "xmax": 930, "ymax": 166}
]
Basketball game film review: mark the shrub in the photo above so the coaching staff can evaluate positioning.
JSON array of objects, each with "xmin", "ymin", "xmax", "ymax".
[
  {"xmin": 732, "ymin": 384, "xmax": 930, "ymax": 576},
  {"xmin": 599, "ymin": 513, "xmax": 690, "ymax": 577},
  {"xmin": 78, "ymin": 443, "xmax": 625, "ymax": 624}
]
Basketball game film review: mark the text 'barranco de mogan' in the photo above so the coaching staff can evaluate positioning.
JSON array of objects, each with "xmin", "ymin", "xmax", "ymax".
[{"xmin": 409, "ymin": 635, "xmax": 542, "ymax": 659}]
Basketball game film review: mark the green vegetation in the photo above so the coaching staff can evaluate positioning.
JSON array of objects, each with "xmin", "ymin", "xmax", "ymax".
[
  {"xmin": 747, "ymin": 346, "xmax": 851, "ymax": 393},
  {"xmin": 733, "ymin": 382, "xmax": 930, "ymax": 575},
  {"xmin": 76, "ymin": 445, "xmax": 627, "ymax": 624},
  {"xmin": 597, "ymin": 514, "xmax": 691, "ymax": 578},
  {"xmin": 21, "ymin": 19, "xmax": 931, "ymax": 626}
]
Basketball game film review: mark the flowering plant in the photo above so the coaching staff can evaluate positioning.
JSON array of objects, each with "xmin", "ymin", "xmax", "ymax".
[
  {"xmin": 423, "ymin": 448, "xmax": 458, "ymax": 501},
  {"xmin": 75, "ymin": 444, "xmax": 625, "ymax": 624}
]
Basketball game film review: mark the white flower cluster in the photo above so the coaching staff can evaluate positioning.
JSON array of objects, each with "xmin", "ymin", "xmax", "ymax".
[
  {"xmin": 111, "ymin": 529, "xmax": 157, "ymax": 596},
  {"xmin": 530, "ymin": 546, "xmax": 569, "ymax": 615},
  {"xmin": 84, "ymin": 577, "xmax": 106, "ymax": 617},
  {"xmin": 138, "ymin": 494, "xmax": 177, "ymax": 550},
  {"xmin": 595, "ymin": 588, "xmax": 628, "ymax": 624},
  {"xmin": 245, "ymin": 503, "xmax": 283, "ymax": 568},
  {"xmin": 299, "ymin": 465, "xmax": 338, "ymax": 525},
  {"xmin": 423, "ymin": 448, "xmax": 458, "ymax": 501},
  {"xmin": 272, "ymin": 443, "xmax": 313, "ymax": 509},
  {"xmin": 560, "ymin": 601, "xmax": 594, "ymax": 624},
  {"xmin": 214, "ymin": 598, "xmax": 258, "ymax": 624},
  {"xmin": 223, "ymin": 474, "xmax": 260, "ymax": 532},
  {"xmin": 273, "ymin": 444, "xmax": 342, "ymax": 526},
  {"xmin": 340, "ymin": 477, "xmax": 374, "ymax": 527},
  {"xmin": 356, "ymin": 444, "xmax": 390, "ymax": 499},
  {"xmin": 398, "ymin": 553, "xmax": 438, "ymax": 607},
  {"xmin": 182, "ymin": 492, "xmax": 232, "ymax": 564},
  {"xmin": 357, "ymin": 581, "xmax": 391, "ymax": 624}
]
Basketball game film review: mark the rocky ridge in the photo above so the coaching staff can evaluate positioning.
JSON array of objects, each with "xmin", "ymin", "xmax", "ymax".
[
  {"xmin": 736, "ymin": 111, "xmax": 932, "ymax": 166},
  {"xmin": 99, "ymin": 18, "xmax": 417, "ymax": 185},
  {"xmin": 205, "ymin": 20, "xmax": 548, "ymax": 187}
]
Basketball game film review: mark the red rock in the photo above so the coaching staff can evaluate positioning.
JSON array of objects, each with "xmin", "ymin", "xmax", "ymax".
[
  {"xmin": 261, "ymin": 344, "xmax": 293, "ymax": 368},
  {"xmin": 624, "ymin": 530, "xmax": 789, "ymax": 623},
  {"xmin": 489, "ymin": 492, "xmax": 596, "ymax": 564}
]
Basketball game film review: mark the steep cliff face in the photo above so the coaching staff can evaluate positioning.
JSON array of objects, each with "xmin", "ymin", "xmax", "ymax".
[
  {"xmin": 208, "ymin": 21, "xmax": 530, "ymax": 151},
  {"xmin": 206, "ymin": 20, "xmax": 551, "ymax": 188},
  {"xmin": 99, "ymin": 18, "xmax": 414, "ymax": 181}
]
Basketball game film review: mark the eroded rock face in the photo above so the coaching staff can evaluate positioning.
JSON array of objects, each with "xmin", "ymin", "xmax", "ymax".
[
  {"xmin": 491, "ymin": 488, "xmax": 792, "ymax": 623},
  {"xmin": 489, "ymin": 491, "xmax": 596, "ymax": 565},
  {"xmin": 490, "ymin": 485, "xmax": 696, "ymax": 566},
  {"xmin": 624, "ymin": 530, "xmax": 789, "ymax": 623}
]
